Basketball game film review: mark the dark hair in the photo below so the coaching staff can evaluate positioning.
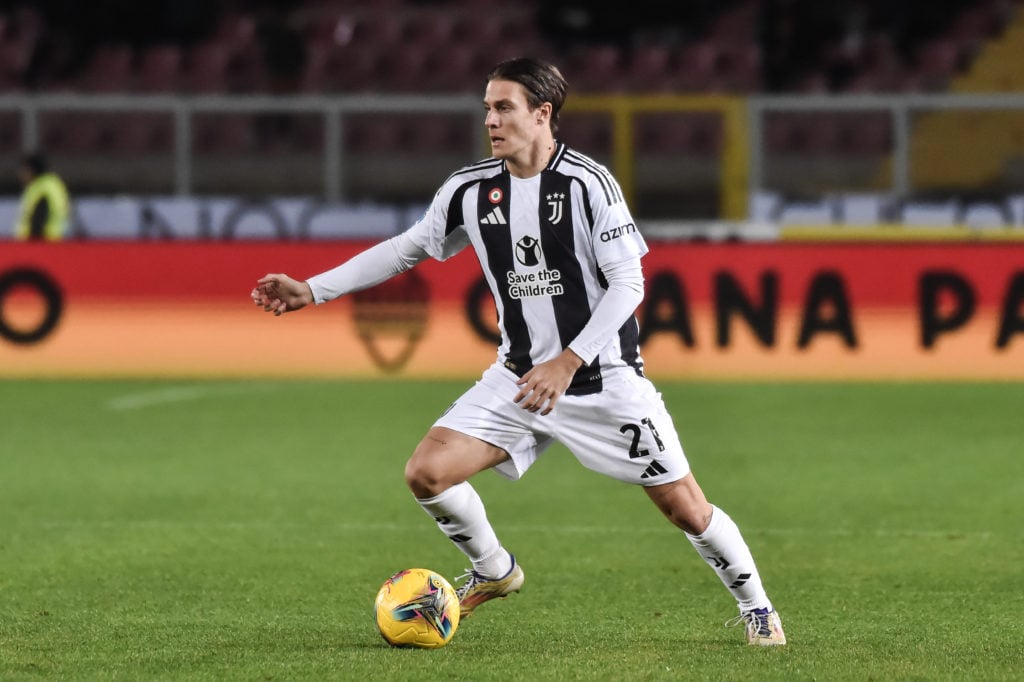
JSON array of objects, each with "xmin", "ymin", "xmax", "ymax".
[
  {"xmin": 487, "ymin": 57, "xmax": 568, "ymax": 134},
  {"xmin": 21, "ymin": 152, "xmax": 49, "ymax": 175}
]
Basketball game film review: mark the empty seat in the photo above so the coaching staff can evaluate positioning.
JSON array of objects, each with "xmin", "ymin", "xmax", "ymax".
[
  {"xmin": 350, "ymin": 13, "xmax": 404, "ymax": 49},
  {"xmin": 623, "ymin": 45, "xmax": 675, "ymax": 92},
  {"xmin": 402, "ymin": 11, "xmax": 455, "ymax": 51},
  {"xmin": 451, "ymin": 13, "xmax": 504, "ymax": 46},
  {"xmin": 418, "ymin": 44, "xmax": 479, "ymax": 92},
  {"xmin": 193, "ymin": 114, "xmax": 253, "ymax": 155},
  {"xmin": 565, "ymin": 45, "xmax": 624, "ymax": 92},
  {"xmin": 558, "ymin": 115, "xmax": 611, "ymax": 152},
  {"xmin": 185, "ymin": 42, "xmax": 231, "ymax": 93},
  {"xmin": 913, "ymin": 39, "xmax": 963, "ymax": 90},
  {"xmin": 373, "ymin": 45, "xmax": 431, "ymax": 92},
  {"xmin": 635, "ymin": 114, "xmax": 722, "ymax": 156},
  {"xmin": 136, "ymin": 44, "xmax": 183, "ymax": 92},
  {"xmin": 42, "ymin": 114, "xmax": 102, "ymax": 154},
  {"xmin": 109, "ymin": 114, "xmax": 174, "ymax": 154},
  {"xmin": 345, "ymin": 116, "xmax": 403, "ymax": 153},
  {"xmin": 318, "ymin": 44, "xmax": 378, "ymax": 91},
  {"xmin": 835, "ymin": 114, "xmax": 891, "ymax": 155},
  {"xmin": 0, "ymin": 42, "xmax": 28, "ymax": 91},
  {"xmin": 713, "ymin": 43, "xmax": 761, "ymax": 92},
  {"xmin": 79, "ymin": 44, "xmax": 133, "ymax": 92},
  {"xmin": 674, "ymin": 42, "xmax": 720, "ymax": 91},
  {"xmin": 214, "ymin": 12, "xmax": 257, "ymax": 52}
]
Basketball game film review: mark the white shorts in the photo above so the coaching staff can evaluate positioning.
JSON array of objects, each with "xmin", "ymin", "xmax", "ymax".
[{"xmin": 434, "ymin": 363, "xmax": 690, "ymax": 486}]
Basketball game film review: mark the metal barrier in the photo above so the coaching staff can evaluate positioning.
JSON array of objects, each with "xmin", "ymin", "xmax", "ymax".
[{"xmin": 3, "ymin": 92, "xmax": 1024, "ymax": 220}]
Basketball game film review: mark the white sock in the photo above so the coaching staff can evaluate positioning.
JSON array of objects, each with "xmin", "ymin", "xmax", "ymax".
[
  {"xmin": 416, "ymin": 481, "xmax": 512, "ymax": 578},
  {"xmin": 685, "ymin": 505, "xmax": 772, "ymax": 613}
]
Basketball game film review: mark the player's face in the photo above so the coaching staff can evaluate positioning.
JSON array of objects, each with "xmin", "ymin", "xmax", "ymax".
[{"xmin": 483, "ymin": 79, "xmax": 549, "ymax": 162}]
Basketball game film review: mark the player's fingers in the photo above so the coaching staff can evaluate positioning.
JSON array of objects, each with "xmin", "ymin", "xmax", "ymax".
[{"xmin": 512, "ymin": 378, "xmax": 534, "ymax": 404}]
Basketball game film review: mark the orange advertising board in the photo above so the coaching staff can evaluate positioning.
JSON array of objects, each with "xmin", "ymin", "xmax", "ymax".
[{"xmin": 1, "ymin": 241, "xmax": 1021, "ymax": 380}]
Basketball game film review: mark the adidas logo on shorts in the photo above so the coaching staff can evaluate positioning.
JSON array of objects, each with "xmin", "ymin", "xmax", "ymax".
[{"xmin": 640, "ymin": 459, "xmax": 668, "ymax": 479}]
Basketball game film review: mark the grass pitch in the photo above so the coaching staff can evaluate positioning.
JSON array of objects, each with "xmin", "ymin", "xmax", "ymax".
[{"xmin": 1, "ymin": 379, "xmax": 1022, "ymax": 680}]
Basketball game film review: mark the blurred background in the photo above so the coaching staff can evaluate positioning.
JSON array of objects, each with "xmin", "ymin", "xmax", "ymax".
[{"xmin": 1, "ymin": 0, "xmax": 1023, "ymax": 234}]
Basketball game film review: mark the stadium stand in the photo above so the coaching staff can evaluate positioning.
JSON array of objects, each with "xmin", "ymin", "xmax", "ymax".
[
  {"xmin": 1, "ymin": 1, "xmax": 1015, "ymax": 99},
  {"xmin": 0, "ymin": 0, "xmax": 1020, "ymax": 200}
]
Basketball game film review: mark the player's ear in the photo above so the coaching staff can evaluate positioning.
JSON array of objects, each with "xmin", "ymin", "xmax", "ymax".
[{"xmin": 536, "ymin": 102, "xmax": 552, "ymax": 125}]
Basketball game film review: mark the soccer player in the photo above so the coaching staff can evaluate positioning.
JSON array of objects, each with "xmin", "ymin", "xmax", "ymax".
[{"xmin": 252, "ymin": 57, "xmax": 786, "ymax": 646}]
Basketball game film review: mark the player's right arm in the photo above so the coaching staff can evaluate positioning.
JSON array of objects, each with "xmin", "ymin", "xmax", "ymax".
[
  {"xmin": 252, "ymin": 166, "xmax": 471, "ymax": 316},
  {"xmin": 251, "ymin": 232, "xmax": 430, "ymax": 316}
]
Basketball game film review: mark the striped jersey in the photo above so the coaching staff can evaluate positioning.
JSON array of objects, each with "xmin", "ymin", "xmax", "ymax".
[{"xmin": 406, "ymin": 142, "xmax": 648, "ymax": 395}]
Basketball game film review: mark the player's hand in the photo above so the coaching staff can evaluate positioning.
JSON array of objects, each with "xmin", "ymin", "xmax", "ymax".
[
  {"xmin": 251, "ymin": 273, "xmax": 314, "ymax": 316},
  {"xmin": 513, "ymin": 349, "xmax": 584, "ymax": 416}
]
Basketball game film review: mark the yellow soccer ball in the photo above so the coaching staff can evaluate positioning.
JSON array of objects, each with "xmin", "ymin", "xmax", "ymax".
[{"xmin": 374, "ymin": 568, "xmax": 460, "ymax": 648}]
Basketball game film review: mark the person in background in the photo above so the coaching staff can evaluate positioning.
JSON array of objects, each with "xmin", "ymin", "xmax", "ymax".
[{"xmin": 15, "ymin": 152, "xmax": 70, "ymax": 241}]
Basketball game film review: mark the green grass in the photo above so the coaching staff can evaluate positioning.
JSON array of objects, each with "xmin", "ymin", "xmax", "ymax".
[{"xmin": 1, "ymin": 379, "xmax": 1022, "ymax": 680}]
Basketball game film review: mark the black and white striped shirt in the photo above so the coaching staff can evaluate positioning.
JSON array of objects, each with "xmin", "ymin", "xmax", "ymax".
[{"xmin": 407, "ymin": 143, "xmax": 648, "ymax": 395}]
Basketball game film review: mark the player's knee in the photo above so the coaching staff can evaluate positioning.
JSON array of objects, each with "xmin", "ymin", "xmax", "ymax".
[
  {"xmin": 404, "ymin": 455, "xmax": 449, "ymax": 499},
  {"xmin": 645, "ymin": 475, "xmax": 712, "ymax": 535}
]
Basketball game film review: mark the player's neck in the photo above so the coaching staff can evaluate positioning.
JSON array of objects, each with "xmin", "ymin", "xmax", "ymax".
[{"xmin": 506, "ymin": 136, "xmax": 557, "ymax": 179}]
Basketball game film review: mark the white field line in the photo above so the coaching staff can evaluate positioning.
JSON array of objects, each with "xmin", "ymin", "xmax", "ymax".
[{"xmin": 104, "ymin": 383, "xmax": 276, "ymax": 411}]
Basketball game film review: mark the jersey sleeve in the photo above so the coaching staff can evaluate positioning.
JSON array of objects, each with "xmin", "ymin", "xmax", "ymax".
[
  {"xmin": 586, "ymin": 175, "xmax": 648, "ymax": 267},
  {"xmin": 405, "ymin": 180, "xmax": 471, "ymax": 262}
]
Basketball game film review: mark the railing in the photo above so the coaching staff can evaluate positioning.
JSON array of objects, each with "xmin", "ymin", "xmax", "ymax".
[{"xmin": 3, "ymin": 92, "xmax": 1024, "ymax": 221}]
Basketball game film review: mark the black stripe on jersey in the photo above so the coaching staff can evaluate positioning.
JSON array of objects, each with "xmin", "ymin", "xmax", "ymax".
[
  {"xmin": 476, "ymin": 172, "xmax": 533, "ymax": 375},
  {"xmin": 559, "ymin": 149, "xmax": 624, "ymax": 206},
  {"xmin": 539, "ymin": 170, "xmax": 603, "ymax": 396},
  {"xmin": 443, "ymin": 160, "xmax": 504, "ymax": 237},
  {"xmin": 445, "ymin": 179, "xmax": 475, "ymax": 237},
  {"xmin": 547, "ymin": 143, "xmax": 568, "ymax": 169},
  {"xmin": 618, "ymin": 315, "xmax": 644, "ymax": 377},
  {"xmin": 596, "ymin": 265, "xmax": 643, "ymax": 377}
]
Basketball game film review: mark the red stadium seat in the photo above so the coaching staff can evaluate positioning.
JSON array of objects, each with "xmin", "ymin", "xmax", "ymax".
[
  {"xmin": 623, "ymin": 45, "xmax": 676, "ymax": 92},
  {"xmin": 350, "ymin": 13, "xmax": 404, "ymax": 49},
  {"xmin": 43, "ymin": 114, "xmax": 102, "ymax": 154},
  {"xmin": 374, "ymin": 45, "xmax": 431, "ymax": 92},
  {"xmin": 193, "ymin": 114, "xmax": 253, "ymax": 155},
  {"xmin": 558, "ymin": 114, "xmax": 611, "ymax": 153},
  {"xmin": 913, "ymin": 39, "xmax": 963, "ymax": 90},
  {"xmin": 565, "ymin": 45, "xmax": 624, "ymax": 93},
  {"xmin": 835, "ymin": 113, "xmax": 891, "ymax": 155},
  {"xmin": 402, "ymin": 11, "xmax": 455, "ymax": 51},
  {"xmin": 345, "ymin": 115, "xmax": 402, "ymax": 153},
  {"xmin": 451, "ymin": 13, "xmax": 503, "ymax": 46},
  {"xmin": 419, "ymin": 44, "xmax": 479, "ymax": 92},
  {"xmin": 136, "ymin": 45, "xmax": 183, "ymax": 92},
  {"xmin": 214, "ymin": 12, "xmax": 257, "ymax": 52},
  {"xmin": 110, "ymin": 114, "xmax": 174, "ymax": 155},
  {"xmin": 714, "ymin": 43, "xmax": 761, "ymax": 92},
  {"xmin": 79, "ymin": 44, "xmax": 134, "ymax": 92},
  {"xmin": 0, "ymin": 42, "xmax": 28, "ymax": 91},
  {"xmin": 675, "ymin": 41, "xmax": 720, "ymax": 91},
  {"xmin": 185, "ymin": 42, "xmax": 231, "ymax": 93},
  {"xmin": 320, "ymin": 44, "xmax": 379, "ymax": 91}
]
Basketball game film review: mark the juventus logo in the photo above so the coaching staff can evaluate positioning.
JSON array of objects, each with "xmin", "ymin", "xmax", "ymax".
[
  {"xmin": 546, "ymin": 192, "xmax": 565, "ymax": 223},
  {"xmin": 515, "ymin": 236, "xmax": 541, "ymax": 266}
]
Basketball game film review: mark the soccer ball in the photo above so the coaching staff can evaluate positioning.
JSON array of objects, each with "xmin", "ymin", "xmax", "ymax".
[{"xmin": 374, "ymin": 568, "xmax": 460, "ymax": 648}]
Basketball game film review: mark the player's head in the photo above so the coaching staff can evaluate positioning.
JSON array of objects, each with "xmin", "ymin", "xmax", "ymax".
[
  {"xmin": 18, "ymin": 152, "xmax": 48, "ymax": 186},
  {"xmin": 486, "ymin": 58, "xmax": 568, "ymax": 135}
]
